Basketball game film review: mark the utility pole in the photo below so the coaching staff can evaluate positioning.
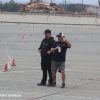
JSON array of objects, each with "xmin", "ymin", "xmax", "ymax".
[
  {"xmin": 98, "ymin": 0, "xmax": 100, "ymax": 5},
  {"xmin": 65, "ymin": 0, "xmax": 66, "ymax": 10},
  {"xmin": 63, "ymin": 0, "xmax": 64, "ymax": 5},
  {"xmin": 82, "ymin": 0, "xmax": 83, "ymax": 11}
]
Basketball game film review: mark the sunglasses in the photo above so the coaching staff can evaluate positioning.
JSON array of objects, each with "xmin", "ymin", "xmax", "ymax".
[{"xmin": 56, "ymin": 35, "xmax": 62, "ymax": 38}]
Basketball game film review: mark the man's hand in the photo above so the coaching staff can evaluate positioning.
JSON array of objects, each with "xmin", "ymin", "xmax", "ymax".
[
  {"xmin": 38, "ymin": 49, "xmax": 41, "ymax": 53},
  {"xmin": 56, "ymin": 46, "xmax": 59, "ymax": 49},
  {"xmin": 50, "ymin": 46, "xmax": 59, "ymax": 53},
  {"xmin": 64, "ymin": 38, "xmax": 72, "ymax": 48},
  {"xmin": 47, "ymin": 51, "xmax": 51, "ymax": 55}
]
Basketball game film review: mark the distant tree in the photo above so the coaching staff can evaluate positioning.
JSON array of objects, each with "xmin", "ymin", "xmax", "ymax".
[
  {"xmin": 75, "ymin": 4, "xmax": 83, "ymax": 12},
  {"xmin": 66, "ymin": 4, "xmax": 85, "ymax": 12},
  {"xmin": 9, "ymin": 0, "xmax": 15, "ymax": 4},
  {"xmin": 59, "ymin": 3, "xmax": 64, "ymax": 8},
  {"xmin": 0, "ymin": 0, "xmax": 22, "ymax": 12},
  {"xmin": 59, "ymin": 3, "xmax": 70, "ymax": 10},
  {"xmin": 0, "ymin": 1, "xmax": 4, "ymax": 11},
  {"xmin": 66, "ymin": 4, "xmax": 75, "ymax": 12}
]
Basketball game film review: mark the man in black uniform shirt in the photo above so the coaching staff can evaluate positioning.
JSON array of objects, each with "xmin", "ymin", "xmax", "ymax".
[
  {"xmin": 37, "ymin": 29, "xmax": 55, "ymax": 86},
  {"xmin": 50, "ymin": 33, "xmax": 71, "ymax": 88}
]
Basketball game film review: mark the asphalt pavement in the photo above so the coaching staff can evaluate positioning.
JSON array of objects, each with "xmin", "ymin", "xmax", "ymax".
[{"xmin": 0, "ymin": 24, "xmax": 100, "ymax": 100}]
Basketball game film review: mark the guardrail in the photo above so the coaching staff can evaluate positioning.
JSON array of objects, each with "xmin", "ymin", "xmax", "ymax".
[{"xmin": 0, "ymin": 21, "xmax": 100, "ymax": 26}]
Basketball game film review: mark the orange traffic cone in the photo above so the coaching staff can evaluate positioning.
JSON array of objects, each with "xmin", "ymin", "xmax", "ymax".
[
  {"xmin": 2, "ymin": 64, "xmax": 8, "ymax": 72},
  {"xmin": 22, "ymin": 35, "xmax": 24, "ymax": 39},
  {"xmin": 30, "ymin": 34, "xmax": 32, "ymax": 36},
  {"xmin": 91, "ymin": 36, "xmax": 93, "ymax": 38},
  {"xmin": 11, "ymin": 59, "xmax": 16, "ymax": 66}
]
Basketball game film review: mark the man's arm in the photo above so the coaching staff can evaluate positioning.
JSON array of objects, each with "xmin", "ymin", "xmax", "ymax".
[
  {"xmin": 64, "ymin": 39, "xmax": 72, "ymax": 48},
  {"xmin": 47, "ymin": 39, "xmax": 56, "ymax": 54},
  {"xmin": 47, "ymin": 46, "xmax": 59, "ymax": 54},
  {"xmin": 38, "ymin": 42, "xmax": 42, "ymax": 53}
]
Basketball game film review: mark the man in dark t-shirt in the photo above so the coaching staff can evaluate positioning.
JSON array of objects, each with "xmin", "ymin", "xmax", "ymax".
[
  {"xmin": 37, "ymin": 29, "xmax": 55, "ymax": 86},
  {"xmin": 50, "ymin": 33, "xmax": 71, "ymax": 88}
]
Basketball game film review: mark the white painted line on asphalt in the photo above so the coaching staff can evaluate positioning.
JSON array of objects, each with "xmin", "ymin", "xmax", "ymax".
[
  {"xmin": 0, "ymin": 70, "xmax": 40, "ymax": 73},
  {"xmin": 5, "ymin": 42, "xmax": 12, "ymax": 61},
  {"xmin": 7, "ymin": 61, "xmax": 11, "ymax": 68},
  {"xmin": 17, "ymin": 66, "xmax": 72, "ymax": 71},
  {"xmin": 1, "ymin": 42, "xmax": 12, "ymax": 71},
  {"xmin": 17, "ymin": 66, "xmax": 38, "ymax": 68},
  {"xmin": 0, "ymin": 68, "xmax": 72, "ymax": 73},
  {"xmin": 16, "ymin": 92, "xmax": 37, "ymax": 95},
  {"xmin": 65, "ymin": 69, "xmax": 71, "ymax": 70}
]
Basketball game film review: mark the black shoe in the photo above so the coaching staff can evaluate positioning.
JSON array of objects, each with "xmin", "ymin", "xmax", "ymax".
[
  {"xmin": 52, "ymin": 82, "xmax": 56, "ymax": 87},
  {"xmin": 58, "ymin": 69, "xmax": 61, "ymax": 73},
  {"xmin": 47, "ymin": 83, "xmax": 52, "ymax": 87},
  {"xmin": 61, "ymin": 83, "xmax": 65, "ymax": 88},
  {"xmin": 37, "ymin": 83, "xmax": 46, "ymax": 86}
]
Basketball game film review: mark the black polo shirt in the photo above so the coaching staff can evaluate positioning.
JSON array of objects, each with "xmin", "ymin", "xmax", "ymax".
[{"xmin": 52, "ymin": 41, "xmax": 68, "ymax": 62}]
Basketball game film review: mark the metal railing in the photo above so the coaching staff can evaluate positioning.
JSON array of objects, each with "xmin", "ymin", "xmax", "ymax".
[{"xmin": 0, "ymin": 21, "xmax": 100, "ymax": 26}]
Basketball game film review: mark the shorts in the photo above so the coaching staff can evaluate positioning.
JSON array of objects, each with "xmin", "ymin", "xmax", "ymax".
[{"xmin": 51, "ymin": 61, "xmax": 65, "ymax": 73}]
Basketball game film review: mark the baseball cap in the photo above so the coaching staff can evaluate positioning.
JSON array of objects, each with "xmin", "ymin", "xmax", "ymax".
[
  {"xmin": 44, "ymin": 29, "xmax": 51, "ymax": 34},
  {"xmin": 56, "ymin": 33, "xmax": 65, "ymax": 38}
]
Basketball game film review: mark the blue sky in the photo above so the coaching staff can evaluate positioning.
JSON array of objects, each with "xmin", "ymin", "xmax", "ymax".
[{"xmin": 2, "ymin": 0, "xmax": 99, "ymax": 5}]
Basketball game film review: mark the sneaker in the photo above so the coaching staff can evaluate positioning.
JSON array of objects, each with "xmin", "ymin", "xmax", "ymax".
[
  {"xmin": 37, "ymin": 83, "xmax": 46, "ymax": 86},
  {"xmin": 52, "ymin": 82, "xmax": 56, "ymax": 87},
  {"xmin": 58, "ymin": 68, "xmax": 61, "ymax": 73},
  {"xmin": 61, "ymin": 83, "xmax": 65, "ymax": 88},
  {"xmin": 47, "ymin": 83, "xmax": 52, "ymax": 87}
]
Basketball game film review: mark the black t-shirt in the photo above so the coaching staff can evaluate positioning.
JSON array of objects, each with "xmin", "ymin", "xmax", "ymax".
[
  {"xmin": 38, "ymin": 37, "xmax": 55, "ymax": 60},
  {"xmin": 52, "ymin": 41, "xmax": 68, "ymax": 62}
]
